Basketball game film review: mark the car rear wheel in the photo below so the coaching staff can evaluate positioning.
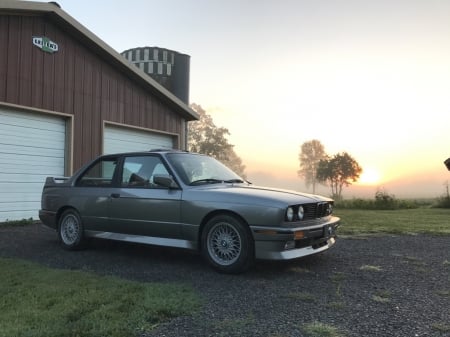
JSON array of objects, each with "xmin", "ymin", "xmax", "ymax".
[
  {"xmin": 202, "ymin": 214, "xmax": 254, "ymax": 274},
  {"xmin": 58, "ymin": 209, "xmax": 85, "ymax": 250}
]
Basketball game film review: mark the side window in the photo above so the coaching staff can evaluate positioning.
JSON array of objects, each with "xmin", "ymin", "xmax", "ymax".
[
  {"xmin": 77, "ymin": 158, "xmax": 117, "ymax": 187},
  {"xmin": 122, "ymin": 156, "xmax": 170, "ymax": 188}
]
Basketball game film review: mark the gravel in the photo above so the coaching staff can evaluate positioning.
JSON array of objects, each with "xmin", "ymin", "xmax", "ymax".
[{"xmin": 0, "ymin": 223, "xmax": 449, "ymax": 337}]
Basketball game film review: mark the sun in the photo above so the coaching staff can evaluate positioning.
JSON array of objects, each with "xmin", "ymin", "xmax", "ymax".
[{"xmin": 359, "ymin": 167, "xmax": 382, "ymax": 185}]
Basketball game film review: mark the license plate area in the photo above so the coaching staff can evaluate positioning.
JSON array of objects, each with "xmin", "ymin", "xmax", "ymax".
[{"xmin": 323, "ymin": 225, "xmax": 333, "ymax": 238}]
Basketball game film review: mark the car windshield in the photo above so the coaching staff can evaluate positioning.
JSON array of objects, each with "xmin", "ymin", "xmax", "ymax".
[{"xmin": 166, "ymin": 153, "xmax": 244, "ymax": 185}]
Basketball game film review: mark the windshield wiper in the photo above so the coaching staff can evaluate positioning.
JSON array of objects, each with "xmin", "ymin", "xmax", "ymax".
[
  {"xmin": 223, "ymin": 179, "xmax": 245, "ymax": 184},
  {"xmin": 189, "ymin": 178, "xmax": 224, "ymax": 186},
  {"xmin": 189, "ymin": 178, "xmax": 246, "ymax": 186}
]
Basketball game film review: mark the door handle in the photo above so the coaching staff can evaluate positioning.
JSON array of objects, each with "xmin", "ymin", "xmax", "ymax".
[{"xmin": 110, "ymin": 193, "xmax": 120, "ymax": 198}]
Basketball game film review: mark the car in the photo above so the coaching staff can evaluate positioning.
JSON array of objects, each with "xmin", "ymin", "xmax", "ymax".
[{"xmin": 39, "ymin": 150, "xmax": 340, "ymax": 274}]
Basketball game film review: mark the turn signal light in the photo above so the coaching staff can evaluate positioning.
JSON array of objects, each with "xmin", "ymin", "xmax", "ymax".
[{"xmin": 294, "ymin": 231, "xmax": 305, "ymax": 240}]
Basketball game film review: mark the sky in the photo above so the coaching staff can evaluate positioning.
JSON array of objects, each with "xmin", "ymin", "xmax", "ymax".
[{"xmin": 33, "ymin": 0, "xmax": 450, "ymax": 198}]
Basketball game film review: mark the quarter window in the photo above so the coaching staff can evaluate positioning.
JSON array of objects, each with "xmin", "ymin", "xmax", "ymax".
[{"xmin": 77, "ymin": 158, "xmax": 117, "ymax": 187}]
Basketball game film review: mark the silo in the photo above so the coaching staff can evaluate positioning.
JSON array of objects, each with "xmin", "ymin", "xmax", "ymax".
[{"xmin": 121, "ymin": 47, "xmax": 190, "ymax": 104}]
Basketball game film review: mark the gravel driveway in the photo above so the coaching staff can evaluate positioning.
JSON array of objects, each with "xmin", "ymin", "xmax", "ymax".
[{"xmin": 0, "ymin": 223, "xmax": 449, "ymax": 337}]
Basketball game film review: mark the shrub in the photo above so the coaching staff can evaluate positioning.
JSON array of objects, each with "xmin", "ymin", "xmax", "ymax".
[
  {"xmin": 433, "ymin": 196, "xmax": 450, "ymax": 208},
  {"xmin": 433, "ymin": 181, "xmax": 450, "ymax": 208},
  {"xmin": 335, "ymin": 189, "xmax": 421, "ymax": 210},
  {"xmin": 374, "ymin": 188, "xmax": 397, "ymax": 210}
]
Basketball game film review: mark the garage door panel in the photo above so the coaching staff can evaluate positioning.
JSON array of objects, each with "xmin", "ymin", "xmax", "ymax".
[
  {"xmin": 0, "ymin": 144, "xmax": 65, "ymax": 158},
  {"xmin": 0, "ymin": 111, "xmax": 66, "ymax": 130},
  {"xmin": 0, "ymin": 121, "xmax": 65, "ymax": 137},
  {"xmin": 1, "ymin": 131, "xmax": 65, "ymax": 149},
  {"xmin": 104, "ymin": 126, "xmax": 174, "ymax": 154},
  {"xmin": 1, "ymin": 125, "xmax": 65, "ymax": 149},
  {"xmin": 0, "ymin": 154, "xmax": 64, "ymax": 166},
  {"xmin": 0, "ymin": 201, "xmax": 40, "ymax": 212},
  {"xmin": 0, "ymin": 108, "xmax": 66, "ymax": 221},
  {"xmin": 0, "ymin": 192, "xmax": 41, "ymax": 203},
  {"xmin": 0, "ymin": 173, "xmax": 58, "ymax": 183},
  {"xmin": 0, "ymin": 182, "xmax": 45, "ymax": 193},
  {"xmin": 0, "ymin": 162, "xmax": 64, "ymax": 176}
]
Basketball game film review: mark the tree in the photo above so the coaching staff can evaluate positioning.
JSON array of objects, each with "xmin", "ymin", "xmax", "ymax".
[
  {"xmin": 188, "ymin": 104, "xmax": 246, "ymax": 178},
  {"xmin": 316, "ymin": 152, "xmax": 362, "ymax": 200},
  {"xmin": 297, "ymin": 140, "xmax": 327, "ymax": 194}
]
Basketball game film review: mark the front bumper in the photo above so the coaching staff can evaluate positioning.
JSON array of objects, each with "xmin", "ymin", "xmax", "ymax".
[{"xmin": 251, "ymin": 216, "xmax": 340, "ymax": 260}]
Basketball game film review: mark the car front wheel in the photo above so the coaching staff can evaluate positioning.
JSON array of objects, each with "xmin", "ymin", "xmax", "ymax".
[
  {"xmin": 201, "ymin": 214, "xmax": 254, "ymax": 274},
  {"xmin": 58, "ymin": 209, "xmax": 85, "ymax": 250}
]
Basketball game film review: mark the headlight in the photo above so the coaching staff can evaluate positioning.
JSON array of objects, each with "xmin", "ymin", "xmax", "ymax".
[
  {"xmin": 297, "ymin": 206, "xmax": 304, "ymax": 220},
  {"xmin": 286, "ymin": 207, "xmax": 294, "ymax": 221},
  {"xmin": 327, "ymin": 204, "xmax": 333, "ymax": 215}
]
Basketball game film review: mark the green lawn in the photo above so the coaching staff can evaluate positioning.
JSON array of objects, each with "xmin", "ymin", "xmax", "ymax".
[
  {"xmin": 335, "ymin": 208, "xmax": 450, "ymax": 236},
  {"xmin": 0, "ymin": 257, "xmax": 200, "ymax": 337}
]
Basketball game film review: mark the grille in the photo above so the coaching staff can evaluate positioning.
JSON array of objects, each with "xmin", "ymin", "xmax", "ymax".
[
  {"xmin": 302, "ymin": 202, "xmax": 331, "ymax": 220},
  {"xmin": 287, "ymin": 202, "xmax": 333, "ymax": 222}
]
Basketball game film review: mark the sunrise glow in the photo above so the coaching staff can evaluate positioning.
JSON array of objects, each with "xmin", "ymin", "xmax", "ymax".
[{"xmin": 358, "ymin": 168, "xmax": 382, "ymax": 186}]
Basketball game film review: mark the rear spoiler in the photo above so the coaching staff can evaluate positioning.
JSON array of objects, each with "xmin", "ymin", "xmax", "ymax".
[{"xmin": 44, "ymin": 176, "xmax": 70, "ymax": 186}]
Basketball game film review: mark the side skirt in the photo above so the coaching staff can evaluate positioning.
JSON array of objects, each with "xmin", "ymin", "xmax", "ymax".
[{"xmin": 84, "ymin": 230, "xmax": 197, "ymax": 250}]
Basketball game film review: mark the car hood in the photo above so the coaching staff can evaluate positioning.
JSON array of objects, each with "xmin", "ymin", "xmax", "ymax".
[{"xmin": 187, "ymin": 183, "xmax": 332, "ymax": 207}]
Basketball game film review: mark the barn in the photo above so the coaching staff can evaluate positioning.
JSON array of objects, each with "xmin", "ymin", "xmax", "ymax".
[{"xmin": 0, "ymin": 1, "xmax": 198, "ymax": 221}]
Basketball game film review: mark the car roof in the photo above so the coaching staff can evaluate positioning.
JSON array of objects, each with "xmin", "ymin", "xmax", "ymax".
[{"xmin": 100, "ymin": 149, "xmax": 190, "ymax": 158}]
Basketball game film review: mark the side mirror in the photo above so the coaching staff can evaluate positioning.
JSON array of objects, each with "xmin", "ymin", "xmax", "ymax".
[
  {"xmin": 445, "ymin": 158, "xmax": 450, "ymax": 171},
  {"xmin": 153, "ymin": 175, "xmax": 179, "ymax": 189}
]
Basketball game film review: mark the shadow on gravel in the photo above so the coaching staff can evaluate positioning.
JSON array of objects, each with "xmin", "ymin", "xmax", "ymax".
[{"xmin": 0, "ymin": 223, "xmax": 331, "ymax": 281}]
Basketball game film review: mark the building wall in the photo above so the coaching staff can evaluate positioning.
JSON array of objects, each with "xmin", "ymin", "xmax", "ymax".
[{"xmin": 0, "ymin": 14, "xmax": 185, "ymax": 171}]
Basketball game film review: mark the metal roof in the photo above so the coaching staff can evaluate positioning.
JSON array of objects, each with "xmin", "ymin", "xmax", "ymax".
[{"xmin": 0, "ymin": 0, "xmax": 199, "ymax": 121}]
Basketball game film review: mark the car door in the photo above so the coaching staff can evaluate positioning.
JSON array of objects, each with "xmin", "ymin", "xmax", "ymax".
[
  {"xmin": 73, "ymin": 155, "xmax": 119, "ymax": 231},
  {"xmin": 107, "ymin": 155, "xmax": 183, "ymax": 239}
]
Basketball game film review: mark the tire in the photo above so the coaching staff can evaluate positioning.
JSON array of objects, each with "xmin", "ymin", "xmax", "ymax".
[
  {"xmin": 201, "ymin": 214, "xmax": 254, "ymax": 274},
  {"xmin": 58, "ymin": 209, "xmax": 85, "ymax": 250}
]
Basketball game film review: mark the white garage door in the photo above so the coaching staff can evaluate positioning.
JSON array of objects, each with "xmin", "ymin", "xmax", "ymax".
[
  {"xmin": 0, "ymin": 108, "xmax": 66, "ymax": 222},
  {"xmin": 103, "ymin": 125, "xmax": 174, "ymax": 154}
]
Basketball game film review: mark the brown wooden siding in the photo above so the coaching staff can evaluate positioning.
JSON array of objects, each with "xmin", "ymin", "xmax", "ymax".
[{"xmin": 0, "ymin": 14, "xmax": 184, "ymax": 170}]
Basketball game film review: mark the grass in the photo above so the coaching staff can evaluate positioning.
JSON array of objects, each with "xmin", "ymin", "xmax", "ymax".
[
  {"xmin": 372, "ymin": 295, "xmax": 390, "ymax": 303},
  {"xmin": 371, "ymin": 291, "xmax": 391, "ymax": 303},
  {"xmin": 0, "ymin": 257, "xmax": 200, "ymax": 337},
  {"xmin": 436, "ymin": 290, "xmax": 450, "ymax": 297},
  {"xmin": 432, "ymin": 323, "xmax": 450, "ymax": 333},
  {"xmin": 359, "ymin": 265, "xmax": 383, "ymax": 272},
  {"xmin": 302, "ymin": 321, "xmax": 345, "ymax": 337},
  {"xmin": 0, "ymin": 218, "xmax": 35, "ymax": 226},
  {"xmin": 335, "ymin": 208, "xmax": 450, "ymax": 236},
  {"xmin": 324, "ymin": 272, "xmax": 346, "ymax": 310}
]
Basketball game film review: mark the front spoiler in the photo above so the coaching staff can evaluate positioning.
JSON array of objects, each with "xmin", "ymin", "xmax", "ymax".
[{"xmin": 255, "ymin": 237, "xmax": 336, "ymax": 260}]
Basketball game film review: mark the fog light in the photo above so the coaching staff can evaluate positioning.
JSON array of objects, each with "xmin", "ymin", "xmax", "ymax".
[{"xmin": 284, "ymin": 240, "xmax": 295, "ymax": 250}]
